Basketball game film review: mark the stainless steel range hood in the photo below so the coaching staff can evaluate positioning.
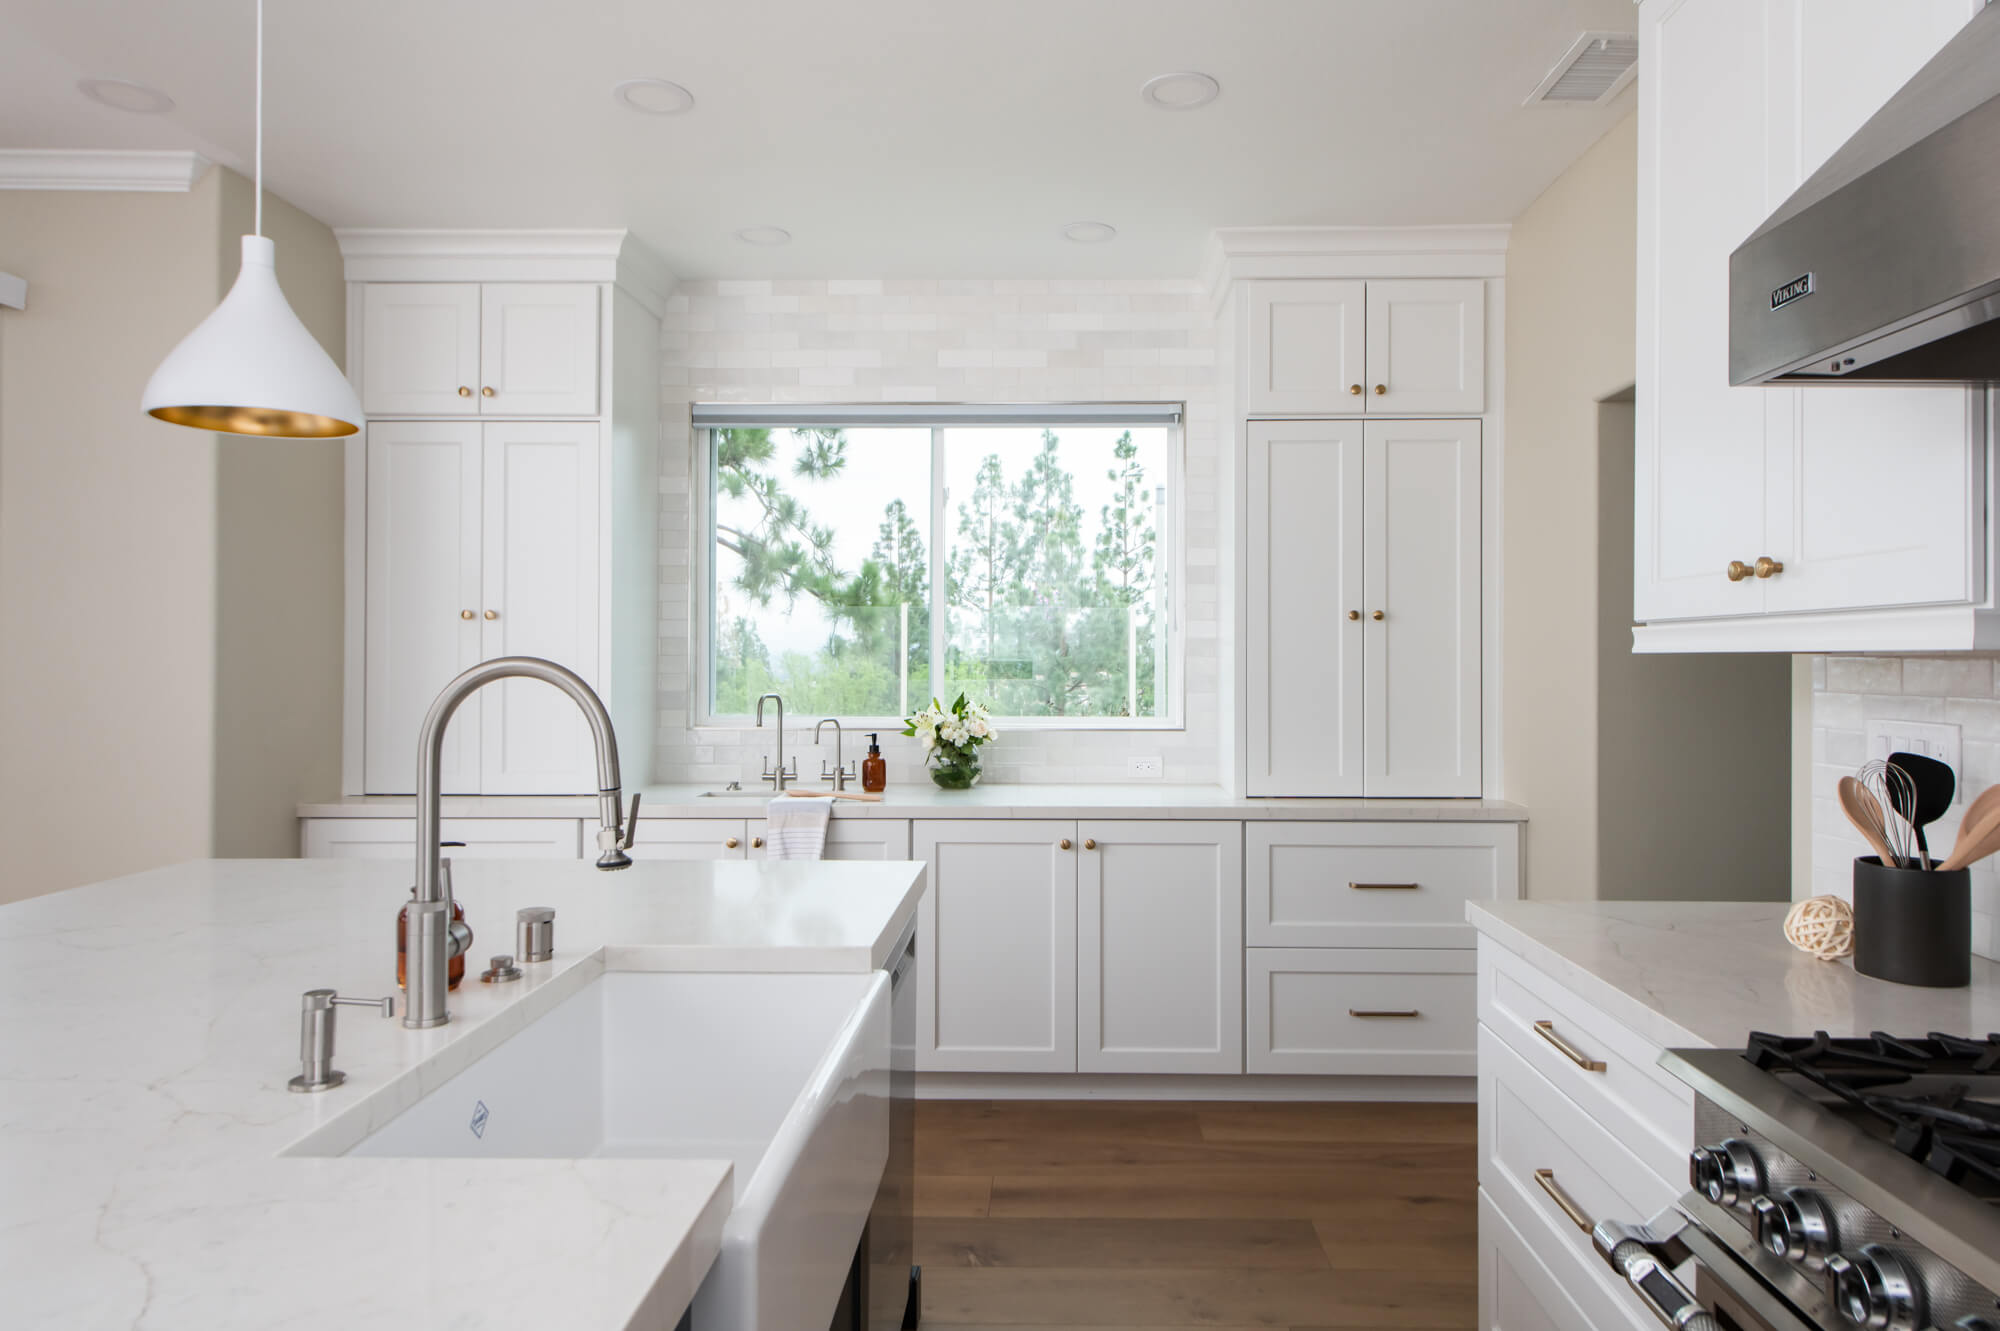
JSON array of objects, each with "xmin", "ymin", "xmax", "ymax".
[{"xmin": 1730, "ymin": 6, "xmax": 2000, "ymax": 385}]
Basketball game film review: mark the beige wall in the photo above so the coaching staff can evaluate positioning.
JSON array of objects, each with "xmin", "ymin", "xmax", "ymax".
[{"xmin": 0, "ymin": 168, "xmax": 344, "ymax": 902}]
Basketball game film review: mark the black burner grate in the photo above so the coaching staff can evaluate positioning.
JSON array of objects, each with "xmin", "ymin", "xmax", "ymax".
[{"xmin": 1743, "ymin": 1031, "xmax": 2000, "ymax": 1197}]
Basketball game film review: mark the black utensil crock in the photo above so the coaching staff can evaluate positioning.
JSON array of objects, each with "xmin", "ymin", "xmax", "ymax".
[{"xmin": 1852, "ymin": 856, "xmax": 1971, "ymax": 988}]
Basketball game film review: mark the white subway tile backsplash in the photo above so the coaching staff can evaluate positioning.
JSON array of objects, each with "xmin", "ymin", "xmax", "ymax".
[
  {"xmin": 1824, "ymin": 655, "xmax": 1902, "ymax": 694},
  {"xmin": 1899, "ymin": 656, "xmax": 1992, "ymax": 697}
]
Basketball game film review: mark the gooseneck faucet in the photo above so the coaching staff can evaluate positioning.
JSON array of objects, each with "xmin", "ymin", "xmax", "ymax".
[
  {"xmin": 757, "ymin": 692, "xmax": 797, "ymax": 791},
  {"xmin": 406, "ymin": 657, "xmax": 635, "ymax": 1029}
]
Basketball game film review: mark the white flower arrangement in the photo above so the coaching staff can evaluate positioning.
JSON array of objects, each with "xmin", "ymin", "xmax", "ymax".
[{"xmin": 902, "ymin": 693, "xmax": 996, "ymax": 764}]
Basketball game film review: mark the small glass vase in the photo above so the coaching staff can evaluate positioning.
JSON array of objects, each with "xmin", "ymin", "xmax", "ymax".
[{"xmin": 930, "ymin": 747, "xmax": 982, "ymax": 790}]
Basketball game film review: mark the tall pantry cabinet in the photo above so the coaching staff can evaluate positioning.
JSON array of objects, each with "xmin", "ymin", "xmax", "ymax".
[
  {"xmin": 1212, "ymin": 233, "xmax": 1502, "ymax": 796},
  {"xmin": 336, "ymin": 232, "xmax": 670, "ymax": 795}
]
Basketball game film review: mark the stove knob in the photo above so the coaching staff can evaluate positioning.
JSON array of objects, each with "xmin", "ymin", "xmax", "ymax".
[
  {"xmin": 1826, "ymin": 1245, "xmax": 1925, "ymax": 1331},
  {"xmin": 1750, "ymin": 1188, "xmax": 1837, "ymax": 1267},
  {"xmin": 1689, "ymin": 1138, "xmax": 1765, "ymax": 1208}
]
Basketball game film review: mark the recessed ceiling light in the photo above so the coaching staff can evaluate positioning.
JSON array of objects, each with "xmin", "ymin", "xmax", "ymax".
[
  {"xmin": 77, "ymin": 78, "xmax": 175, "ymax": 115},
  {"xmin": 1140, "ymin": 71, "xmax": 1220, "ymax": 111},
  {"xmin": 735, "ymin": 226, "xmax": 792, "ymax": 246},
  {"xmin": 1061, "ymin": 221, "xmax": 1117, "ymax": 244},
  {"xmin": 612, "ymin": 78, "xmax": 695, "ymax": 115}
]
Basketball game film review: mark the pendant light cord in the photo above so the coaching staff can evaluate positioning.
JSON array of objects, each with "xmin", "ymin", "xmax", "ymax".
[{"xmin": 253, "ymin": 0, "xmax": 263, "ymax": 237}]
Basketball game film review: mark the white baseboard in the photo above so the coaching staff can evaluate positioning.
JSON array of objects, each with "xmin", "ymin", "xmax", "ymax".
[{"xmin": 914, "ymin": 1072, "xmax": 1475, "ymax": 1102}]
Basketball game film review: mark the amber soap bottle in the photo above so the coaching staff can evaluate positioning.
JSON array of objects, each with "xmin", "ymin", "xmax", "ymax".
[
  {"xmin": 862, "ymin": 732, "xmax": 887, "ymax": 793},
  {"xmin": 396, "ymin": 890, "xmax": 467, "ymax": 990}
]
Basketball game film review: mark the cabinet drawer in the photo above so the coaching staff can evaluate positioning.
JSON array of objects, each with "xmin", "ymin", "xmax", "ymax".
[
  {"xmin": 1477, "ymin": 1188, "xmax": 1594, "ymax": 1331},
  {"xmin": 1247, "ymin": 948, "xmax": 1474, "ymax": 1075},
  {"xmin": 1479, "ymin": 1025, "xmax": 1679, "ymax": 1283},
  {"xmin": 299, "ymin": 817, "xmax": 581, "ymax": 859},
  {"xmin": 1478, "ymin": 941, "xmax": 1694, "ymax": 1184},
  {"xmin": 628, "ymin": 819, "xmax": 750, "ymax": 861},
  {"xmin": 1247, "ymin": 822, "xmax": 1518, "ymax": 948}
]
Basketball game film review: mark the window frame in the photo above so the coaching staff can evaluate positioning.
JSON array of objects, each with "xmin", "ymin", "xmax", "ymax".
[{"xmin": 692, "ymin": 407, "xmax": 1187, "ymax": 733}]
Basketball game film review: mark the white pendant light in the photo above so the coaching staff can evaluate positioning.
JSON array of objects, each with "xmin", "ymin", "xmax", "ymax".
[{"xmin": 142, "ymin": 0, "xmax": 361, "ymax": 438}]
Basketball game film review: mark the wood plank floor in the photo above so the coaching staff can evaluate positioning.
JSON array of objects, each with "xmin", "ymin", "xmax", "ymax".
[{"xmin": 913, "ymin": 1100, "xmax": 1478, "ymax": 1330}]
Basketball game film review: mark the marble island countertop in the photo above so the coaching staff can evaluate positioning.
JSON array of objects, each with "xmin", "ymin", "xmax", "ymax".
[
  {"xmin": 1468, "ymin": 899, "xmax": 2000, "ymax": 1050},
  {"xmin": 300, "ymin": 783, "xmax": 1529, "ymax": 822},
  {"xmin": 0, "ymin": 857, "xmax": 925, "ymax": 1330}
]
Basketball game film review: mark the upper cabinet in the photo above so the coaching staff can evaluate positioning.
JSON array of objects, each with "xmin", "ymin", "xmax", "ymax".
[
  {"xmin": 1245, "ymin": 278, "xmax": 1485, "ymax": 416},
  {"xmin": 359, "ymin": 281, "xmax": 600, "ymax": 418},
  {"xmin": 1634, "ymin": 0, "xmax": 1990, "ymax": 651}
]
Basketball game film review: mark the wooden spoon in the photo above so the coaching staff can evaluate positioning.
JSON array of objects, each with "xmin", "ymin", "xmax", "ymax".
[
  {"xmin": 1837, "ymin": 776, "xmax": 1900, "ymax": 867},
  {"xmin": 1939, "ymin": 795, "xmax": 2000, "ymax": 871}
]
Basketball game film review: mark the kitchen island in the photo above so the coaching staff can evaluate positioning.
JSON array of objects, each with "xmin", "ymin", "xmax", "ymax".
[{"xmin": 0, "ymin": 856, "xmax": 924, "ymax": 1331}]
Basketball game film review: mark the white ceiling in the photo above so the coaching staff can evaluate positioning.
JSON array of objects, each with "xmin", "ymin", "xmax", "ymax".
[{"xmin": 0, "ymin": 0, "xmax": 1638, "ymax": 278}]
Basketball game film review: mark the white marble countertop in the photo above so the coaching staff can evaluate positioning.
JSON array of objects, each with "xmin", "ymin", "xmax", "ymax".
[
  {"xmin": 0, "ymin": 857, "xmax": 925, "ymax": 1330},
  {"xmin": 1468, "ymin": 899, "xmax": 2000, "ymax": 1050},
  {"xmin": 300, "ymin": 783, "xmax": 1529, "ymax": 822}
]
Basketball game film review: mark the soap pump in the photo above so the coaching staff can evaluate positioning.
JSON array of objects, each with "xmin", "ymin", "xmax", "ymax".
[{"xmin": 862, "ymin": 733, "xmax": 887, "ymax": 793}]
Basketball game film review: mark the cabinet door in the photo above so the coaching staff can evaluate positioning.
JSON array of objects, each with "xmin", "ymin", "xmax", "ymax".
[
  {"xmin": 478, "ymin": 283, "xmax": 599, "ymax": 416},
  {"xmin": 1478, "ymin": 1190, "xmax": 1599, "ymax": 1331},
  {"xmin": 1365, "ymin": 420, "xmax": 1480, "ymax": 796},
  {"xmin": 300, "ymin": 818, "xmax": 582, "ymax": 859},
  {"xmin": 1076, "ymin": 821, "xmax": 1242, "ymax": 1073},
  {"xmin": 1634, "ymin": 0, "xmax": 1781, "ymax": 621},
  {"xmin": 1364, "ymin": 280, "xmax": 1485, "ymax": 414},
  {"xmin": 627, "ymin": 819, "xmax": 750, "ymax": 860},
  {"xmin": 915, "ymin": 821, "xmax": 1077, "ymax": 1073},
  {"xmin": 747, "ymin": 818, "xmax": 912, "ymax": 861},
  {"xmin": 477, "ymin": 423, "xmax": 601, "ymax": 794},
  {"xmin": 1245, "ymin": 280, "xmax": 1367, "ymax": 414},
  {"xmin": 1246, "ymin": 421, "xmax": 1365, "ymax": 795},
  {"xmin": 363, "ymin": 422, "xmax": 482, "ymax": 794},
  {"xmin": 1762, "ymin": 0, "xmax": 1983, "ymax": 616},
  {"xmin": 359, "ymin": 283, "xmax": 480, "ymax": 416}
]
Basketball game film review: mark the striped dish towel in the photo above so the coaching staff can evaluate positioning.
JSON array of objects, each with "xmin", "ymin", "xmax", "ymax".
[{"xmin": 764, "ymin": 796, "xmax": 831, "ymax": 860}]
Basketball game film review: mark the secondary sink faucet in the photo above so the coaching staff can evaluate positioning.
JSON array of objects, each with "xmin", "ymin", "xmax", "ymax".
[
  {"xmin": 757, "ymin": 692, "xmax": 798, "ymax": 791},
  {"xmin": 406, "ymin": 657, "xmax": 635, "ymax": 1030},
  {"xmin": 816, "ymin": 717, "xmax": 855, "ymax": 791}
]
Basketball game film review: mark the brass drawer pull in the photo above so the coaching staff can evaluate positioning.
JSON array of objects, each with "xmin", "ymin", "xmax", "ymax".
[
  {"xmin": 1349, "ymin": 881, "xmax": 1418, "ymax": 891},
  {"xmin": 1535, "ymin": 1168, "xmax": 1594, "ymax": 1233},
  {"xmin": 1349, "ymin": 1008, "xmax": 1420, "ymax": 1018},
  {"xmin": 1534, "ymin": 1019, "xmax": 1607, "ymax": 1072}
]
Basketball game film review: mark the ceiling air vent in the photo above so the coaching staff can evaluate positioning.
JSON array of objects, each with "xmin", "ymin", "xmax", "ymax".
[{"xmin": 1525, "ymin": 31, "xmax": 1638, "ymax": 106}]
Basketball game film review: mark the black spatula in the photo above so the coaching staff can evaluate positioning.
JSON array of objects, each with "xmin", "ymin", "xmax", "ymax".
[{"xmin": 1888, "ymin": 750, "xmax": 1955, "ymax": 869}]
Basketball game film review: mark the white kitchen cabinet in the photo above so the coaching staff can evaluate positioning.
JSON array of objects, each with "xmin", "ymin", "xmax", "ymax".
[
  {"xmin": 359, "ymin": 283, "xmax": 481, "ymax": 417},
  {"xmin": 1364, "ymin": 280, "xmax": 1485, "ymax": 415},
  {"xmin": 1246, "ymin": 280, "xmax": 1366, "ymax": 414},
  {"xmin": 627, "ymin": 818, "xmax": 751, "ymax": 860},
  {"xmin": 747, "ymin": 817, "xmax": 912, "ymax": 861},
  {"xmin": 1247, "ymin": 821, "xmax": 1518, "ymax": 949},
  {"xmin": 915, "ymin": 821, "xmax": 1077, "ymax": 1074},
  {"xmin": 299, "ymin": 817, "xmax": 582, "ymax": 859},
  {"xmin": 1246, "ymin": 948, "xmax": 1476, "ymax": 1076},
  {"xmin": 1076, "ymin": 821, "xmax": 1242, "ymax": 1074},
  {"xmin": 478, "ymin": 283, "xmax": 600, "ymax": 416},
  {"xmin": 1634, "ymin": 0, "xmax": 1985, "ymax": 646},
  {"xmin": 361, "ymin": 422, "xmax": 600, "ymax": 795},
  {"xmin": 1478, "ymin": 1190, "xmax": 1600, "ymax": 1331},
  {"xmin": 1246, "ymin": 420, "xmax": 1365, "ymax": 795},
  {"xmin": 1245, "ymin": 419, "xmax": 1481, "ymax": 796},
  {"xmin": 1366, "ymin": 419, "xmax": 1481, "ymax": 794}
]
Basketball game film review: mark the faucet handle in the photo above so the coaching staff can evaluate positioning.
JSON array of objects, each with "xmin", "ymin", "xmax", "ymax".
[{"xmin": 620, "ymin": 792, "xmax": 640, "ymax": 850}]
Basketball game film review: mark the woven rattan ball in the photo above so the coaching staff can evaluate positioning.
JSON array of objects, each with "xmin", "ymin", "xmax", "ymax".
[{"xmin": 1783, "ymin": 894, "xmax": 1855, "ymax": 961}]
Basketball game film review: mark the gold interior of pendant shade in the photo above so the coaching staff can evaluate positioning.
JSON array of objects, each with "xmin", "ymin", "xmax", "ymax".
[{"xmin": 147, "ymin": 404, "xmax": 359, "ymax": 438}]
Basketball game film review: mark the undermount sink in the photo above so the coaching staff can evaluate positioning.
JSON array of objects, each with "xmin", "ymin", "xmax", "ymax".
[
  {"xmin": 339, "ymin": 970, "xmax": 891, "ymax": 1330},
  {"xmin": 699, "ymin": 787, "xmax": 778, "ymax": 798}
]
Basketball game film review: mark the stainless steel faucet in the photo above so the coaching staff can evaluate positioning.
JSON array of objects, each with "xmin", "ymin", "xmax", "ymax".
[
  {"xmin": 756, "ymin": 693, "xmax": 797, "ymax": 791},
  {"xmin": 816, "ymin": 717, "xmax": 856, "ymax": 791},
  {"xmin": 406, "ymin": 657, "xmax": 636, "ymax": 1029}
]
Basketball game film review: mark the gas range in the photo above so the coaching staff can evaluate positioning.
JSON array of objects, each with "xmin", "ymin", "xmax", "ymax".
[{"xmin": 1591, "ymin": 1031, "xmax": 2000, "ymax": 1331}]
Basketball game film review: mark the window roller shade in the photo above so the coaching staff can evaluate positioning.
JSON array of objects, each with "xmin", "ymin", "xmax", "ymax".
[{"xmin": 691, "ymin": 402, "xmax": 1183, "ymax": 428}]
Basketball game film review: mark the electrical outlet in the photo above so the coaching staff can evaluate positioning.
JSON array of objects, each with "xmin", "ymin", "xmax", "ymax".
[
  {"xmin": 1865, "ymin": 720, "xmax": 1962, "ymax": 798},
  {"xmin": 1127, "ymin": 755, "xmax": 1163, "ymax": 779}
]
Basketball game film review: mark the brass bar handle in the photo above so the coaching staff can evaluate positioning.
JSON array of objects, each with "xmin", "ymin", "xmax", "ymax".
[
  {"xmin": 1535, "ymin": 1168, "xmax": 1594, "ymax": 1233},
  {"xmin": 1727, "ymin": 560, "xmax": 1754, "ymax": 582},
  {"xmin": 1349, "ymin": 1008, "xmax": 1421, "ymax": 1018},
  {"xmin": 1534, "ymin": 1019, "xmax": 1607, "ymax": 1072},
  {"xmin": 1754, "ymin": 556, "xmax": 1784, "ymax": 579},
  {"xmin": 1349, "ymin": 881, "xmax": 1418, "ymax": 891}
]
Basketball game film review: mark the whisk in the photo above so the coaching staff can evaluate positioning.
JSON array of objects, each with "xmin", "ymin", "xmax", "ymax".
[{"xmin": 1857, "ymin": 759, "xmax": 1920, "ymax": 868}]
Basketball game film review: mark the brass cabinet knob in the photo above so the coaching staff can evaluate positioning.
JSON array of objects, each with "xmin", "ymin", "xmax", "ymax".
[
  {"xmin": 480, "ymin": 386, "xmax": 495, "ymax": 398},
  {"xmin": 751, "ymin": 836, "xmax": 764, "ymax": 849},
  {"xmin": 1348, "ymin": 384, "xmax": 1363, "ymax": 396},
  {"xmin": 460, "ymin": 609, "xmax": 475, "ymax": 620},
  {"xmin": 1371, "ymin": 609, "xmax": 1385, "ymax": 621},
  {"xmin": 484, "ymin": 609, "xmax": 498, "ymax": 620},
  {"xmin": 1347, "ymin": 610, "xmax": 1360, "ymax": 621},
  {"xmin": 1727, "ymin": 560, "xmax": 1754, "ymax": 582},
  {"xmin": 457, "ymin": 386, "xmax": 472, "ymax": 398},
  {"xmin": 1059, "ymin": 838, "xmax": 1072, "ymax": 851},
  {"xmin": 1373, "ymin": 384, "xmax": 1387, "ymax": 396},
  {"xmin": 1083, "ymin": 838, "xmax": 1097, "ymax": 850},
  {"xmin": 1754, "ymin": 556, "xmax": 1784, "ymax": 579},
  {"xmin": 725, "ymin": 837, "xmax": 740, "ymax": 849}
]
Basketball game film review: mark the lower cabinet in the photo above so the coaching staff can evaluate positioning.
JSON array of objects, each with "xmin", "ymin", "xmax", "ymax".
[
  {"xmin": 300, "ymin": 817, "xmax": 582, "ymax": 859},
  {"xmin": 1246, "ymin": 948, "xmax": 1475, "ymax": 1075},
  {"xmin": 1477, "ymin": 1189, "xmax": 1599, "ymax": 1331}
]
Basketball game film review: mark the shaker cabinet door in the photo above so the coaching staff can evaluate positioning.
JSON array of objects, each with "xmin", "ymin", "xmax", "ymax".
[
  {"xmin": 1245, "ymin": 280, "xmax": 1367, "ymax": 415},
  {"xmin": 1363, "ymin": 279, "xmax": 1485, "ymax": 414},
  {"xmin": 478, "ymin": 283, "xmax": 599, "ymax": 416},
  {"xmin": 359, "ymin": 283, "xmax": 480, "ymax": 417}
]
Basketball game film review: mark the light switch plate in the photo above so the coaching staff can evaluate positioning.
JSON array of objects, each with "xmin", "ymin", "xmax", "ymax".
[
  {"xmin": 1127, "ymin": 755, "xmax": 1163, "ymax": 778},
  {"xmin": 1865, "ymin": 719, "xmax": 1962, "ymax": 799}
]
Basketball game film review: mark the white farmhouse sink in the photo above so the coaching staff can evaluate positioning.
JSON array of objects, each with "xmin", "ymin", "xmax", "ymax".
[{"xmin": 349, "ymin": 971, "xmax": 892, "ymax": 1331}]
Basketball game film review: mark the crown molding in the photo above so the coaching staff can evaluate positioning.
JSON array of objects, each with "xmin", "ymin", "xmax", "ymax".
[
  {"xmin": 334, "ymin": 228, "xmax": 677, "ymax": 313},
  {"xmin": 1202, "ymin": 225, "xmax": 1512, "ymax": 312},
  {"xmin": 0, "ymin": 150, "xmax": 212, "ymax": 192},
  {"xmin": 0, "ymin": 272, "xmax": 24, "ymax": 310}
]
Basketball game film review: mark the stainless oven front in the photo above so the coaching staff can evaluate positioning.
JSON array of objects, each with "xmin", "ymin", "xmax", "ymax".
[{"xmin": 1595, "ymin": 1196, "xmax": 1829, "ymax": 1331}]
